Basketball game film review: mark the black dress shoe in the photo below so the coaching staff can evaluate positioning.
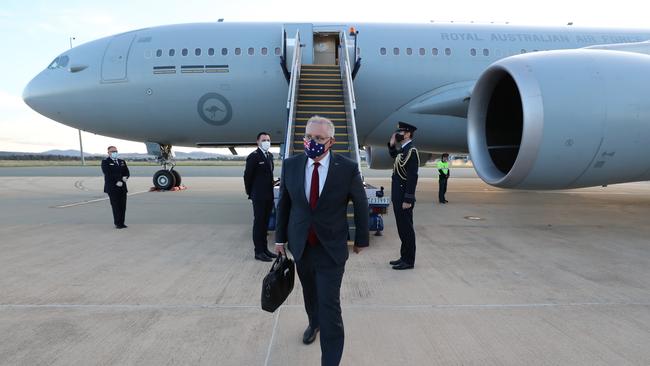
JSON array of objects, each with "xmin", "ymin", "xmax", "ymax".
[
  {"xmin": 302, "ymin": 325, "xmax": 319, "ymax": 345},
  {"xmin": 392, "ymin": 262, "xmax": 414, "ymax": 270},
  {"xmin": 254, "ymin": 253, "xmax": 273, "ymax": 262},
  {"xmin": 115, "ymin": 225, "xmax": 127, "ymax": 229},
  {"xmin": 389, "ymin": 259, "xmax": 403, "ymax": 266},
  {"xmin": 265, "ymin": 250, "xmax": 278, "ymax": 259}
]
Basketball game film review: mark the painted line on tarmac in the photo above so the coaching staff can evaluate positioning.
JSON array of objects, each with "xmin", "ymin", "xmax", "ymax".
[
  {"xmin": 51, "ymin": 190, "xmax": 150, "ymax": 209},
  {"xmin": 1, "ymin": 301, "xmax": 648, "ymax": 310},
  {"xmin": 264, "ymin": 306, "xmax": 281, "ymax": 366}
]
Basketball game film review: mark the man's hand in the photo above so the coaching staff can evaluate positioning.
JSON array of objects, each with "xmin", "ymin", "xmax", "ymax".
[
  {"xmin": 275, "ymin": 243, "xmax": 286, "ymax": 256},
  {"xmin": 122, "ymin": 176, "xmax": 129, "ymax": 181},
  {"xmin": 402, "ymin": 202, "xmax": 412, "ymax": 210},
  {"xmin": 116, "ymin": 181, "xmax": 124, "ymax": 187},
  {"xmin": 389, "ymin": 133, "xmax": 397, "ymax": 147},
  {"xmin": 353, "ymin": 245, "xmax": 364, "ymax": 254}
]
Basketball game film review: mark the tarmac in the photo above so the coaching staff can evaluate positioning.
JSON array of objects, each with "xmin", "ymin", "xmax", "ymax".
[{"xmin": 0, "ymin": 166, "xmax": 649, "ymax": 365}]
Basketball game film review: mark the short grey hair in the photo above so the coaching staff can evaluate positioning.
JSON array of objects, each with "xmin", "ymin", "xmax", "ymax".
[{"xmin": 306, "ymin": 115, "xmax": 336, "ymax": 138}]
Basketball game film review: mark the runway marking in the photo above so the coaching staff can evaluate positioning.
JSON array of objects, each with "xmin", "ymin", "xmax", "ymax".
[
  {"xmin": 1, "ymin": 301, "xmax": 648, "ymax": 311},
  {"xmin": 51, "ymin": 190, "xmax": 150, "ymax": 209},
  {"xmin": 264, "ymin": 306, "xmax": 281, "ymax": 366}
]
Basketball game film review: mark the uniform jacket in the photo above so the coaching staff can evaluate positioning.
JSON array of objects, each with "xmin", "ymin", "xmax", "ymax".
[
  {"xmin": 244, "ymin": 148, "xmax": 274, "ymax": 200},
  {"xmin": 101, "ymin": 157, "xmax": 130, "ymax": 193},
  {"xmin": 388, "ymin": 141, "xmax": 419, "ymax": 204},
  {"xmin": 275, "ymin": 152, "xmax": 369, "ymax": 265}
]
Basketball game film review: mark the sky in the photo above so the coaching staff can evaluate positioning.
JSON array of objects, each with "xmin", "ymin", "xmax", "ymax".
[{"xmin": 1, "ymin": 0, "xmax": 648, "ymax": 154}]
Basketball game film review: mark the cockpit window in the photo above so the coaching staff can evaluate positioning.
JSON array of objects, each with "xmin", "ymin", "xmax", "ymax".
[{"xmin": 47, "ymin": 55, "xmax": 70, "ymax": 69}]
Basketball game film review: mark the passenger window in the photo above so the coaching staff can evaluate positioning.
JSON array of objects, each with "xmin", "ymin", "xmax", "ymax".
[
  {"xmin": 520, "ymin": 49, "xmax": 527, "ymax": 54},
  {"xmin": 406, "ymin": 48, "xmax": 412, "ymax": 55},
  {"xmin": 275, "ymin": 47, "xmax": 281, "ymax": 55},
  {"xmin": 208, "ymin": 48, "xmax": 215, "ymax": 56},
  {"xmin": 261, "ymin": 47, "xmax": 268, "ymax": 55},
  {"xmin": 182, "ymin": 48, "xmax": 188, "ymax": 56},
  {"xmin": 470, "ymin": 48, "xmax": 476, "ymax": 56},
  {"xmin": 169, "ymin": 49, "xmax": 175, "ymax": 57},
  {"xmin": 195, "ymin": 48, "xmax": 201, "ymax": 56},
  {"xmin": 432, "ymin": 48, "xmax": 439, "ymax": 56},
  {"xmin": 248, "ymin": 47, "xmax": 254, "ymax": 55},
  {"xmin": 393, "ymin": 47, "xmax": 399, "ymax": 55},
  {"xmin": 445, "ymin": 48, "xmax": 451, "ymax": 56},
  {"xmin": 235, "ymin": 48, "xmax": 242, "ymax": 55},
  {"xmin": 419, "ymin": 48, "xmax": 425, "ymax": 56},
  {"xmin": 156, "ymin": 49, "xmax": 162, "ymax": 57},
  {"xmin": 483, "ymin": 48, "xmax": 489, "ymax": 56},
  {"xmin": 380, "ymin": 47, "xmax": 386, "ymax": 55},
  {"xmin": 222, "ymin": 48, "xmax": 228, "ymax": 56}
]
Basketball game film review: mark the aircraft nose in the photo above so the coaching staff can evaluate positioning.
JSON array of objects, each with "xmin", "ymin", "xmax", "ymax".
[{"xmin": 23, "ymin": 72, "xmax": 58, "ymax": 116}]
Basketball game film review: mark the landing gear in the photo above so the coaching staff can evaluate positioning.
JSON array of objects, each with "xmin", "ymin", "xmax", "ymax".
[{"xmin": 147, "ymin": 143, "xmax": 182, "ymax": 190}]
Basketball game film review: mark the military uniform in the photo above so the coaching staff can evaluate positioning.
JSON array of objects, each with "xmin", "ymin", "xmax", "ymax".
[
  {"xmin": 101, "ymin": 157, "xmax": 130, "ymax": 228},
  {"xmin": 388, "ymin": 122, "xmax": 419, "ymax": 269},
  {"xmin": 244, "ymin": 147, "xmax": 276, "ymax": 260}
]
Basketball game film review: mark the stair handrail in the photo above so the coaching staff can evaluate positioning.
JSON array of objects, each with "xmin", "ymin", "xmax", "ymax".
[
  {"xmin": 340, "ymin": 33, "xmax": 362, "ymax": 173},
  {"xmin": 283, "ymin": 30, "xmax": 302, "ymax": 159}
]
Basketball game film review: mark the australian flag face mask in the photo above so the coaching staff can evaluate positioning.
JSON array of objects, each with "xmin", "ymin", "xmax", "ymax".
[{"xmin": 304, "ymin": 139, "xmax": 328, "ymax": 159}]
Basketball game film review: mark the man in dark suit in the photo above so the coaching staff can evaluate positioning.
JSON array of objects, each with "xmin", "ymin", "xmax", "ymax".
[
  {"xmin": 101, "ymin": 145, "xmax": 130, "ymax": 229},
  {"xmin": 275, "ymin": 116, "xmax": 368, "ymax": 366},
  {"xmin": 244, "ymin": 132, "xmax": 278, "ymax": 262},
  {"xmin": 388, "ymin": 122, "xmax": 419, "ymax": 270}
]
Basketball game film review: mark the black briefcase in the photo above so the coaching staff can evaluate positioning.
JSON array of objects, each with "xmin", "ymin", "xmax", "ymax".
[{"xmin": 261, "ymin": 254, "xmax": 295, "ymax": 313}]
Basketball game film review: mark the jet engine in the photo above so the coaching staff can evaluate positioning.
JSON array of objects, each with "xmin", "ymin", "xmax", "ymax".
[{"xmin": 468, "ymin": 49, "xmax": 650, "ymax": 189}]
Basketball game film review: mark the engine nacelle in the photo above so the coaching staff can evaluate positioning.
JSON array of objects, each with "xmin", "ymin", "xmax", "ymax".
[
  {"xmin": 365, "ymin": 145, "xmax": 431, "ymax": 169},
  {"xmin": 468, "ymin": 49, "xmax": 650, "ymax": 189}
]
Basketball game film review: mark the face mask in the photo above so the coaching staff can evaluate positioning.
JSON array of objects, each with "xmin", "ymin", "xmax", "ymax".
[
  {"xmin": 304, "ymin": 139, "xmax": 328, "ymax": 159},
  {"xmin": 110, "ymin": 152, "xmax": 118, "ymax": 159},
  {"xmin": 260, "ymin": 141, "xmax": 271, "ymax": 151},
  {"xmin": 395, "ymin": 133, "xmax": 405, "ymax": 143}
]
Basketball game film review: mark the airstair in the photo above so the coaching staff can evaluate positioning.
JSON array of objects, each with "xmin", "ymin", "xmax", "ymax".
[{"xmin": 280, "ymin": 30, "xmax": 380, "ymax": 242}]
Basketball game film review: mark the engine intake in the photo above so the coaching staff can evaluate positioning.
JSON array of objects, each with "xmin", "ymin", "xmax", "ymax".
[{"xmin": 468, "ymin": 49, "xmax": 650, "ymax": 189}]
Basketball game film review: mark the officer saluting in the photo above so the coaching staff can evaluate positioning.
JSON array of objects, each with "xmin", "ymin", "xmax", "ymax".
[
  {"xmin": 101, "ymin": 146, "xmax": 130, "ymax": 229},
  {"xmin": 388, "ymin": 122, "xmax": 419, "ymax": 270}
]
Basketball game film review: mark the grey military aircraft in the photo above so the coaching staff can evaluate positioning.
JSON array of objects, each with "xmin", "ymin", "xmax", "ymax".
[{"xmin": 23, "ymin": 22, "xmax": 650, "ymax": 190}]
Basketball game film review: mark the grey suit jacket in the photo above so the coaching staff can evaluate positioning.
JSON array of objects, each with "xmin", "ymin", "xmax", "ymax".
[{"xmin": 275, "ymin": 152, "xmax": 369, "ymax": 265}]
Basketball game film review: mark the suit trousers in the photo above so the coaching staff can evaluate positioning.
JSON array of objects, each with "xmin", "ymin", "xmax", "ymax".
[
  {"xmin": 438, "ymin": 177, "xmax": 448, "ymax": 202},
  {"xmin": 108, "ymin": 190, "xmax": 127, "ymax": 226},
  {"xmin": 252, "ymin": 199, "xmax": 274, "ymax": 254},
  {"xmin": 296, "ymin": 243, "xmax": 345, "ymax": 366},
  {"xmin": 393, "ymin": 202, "xmax": 416, "ymax": 266}
]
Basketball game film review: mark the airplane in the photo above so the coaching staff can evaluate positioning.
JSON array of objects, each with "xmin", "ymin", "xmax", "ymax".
[{"xmin": 23, "ymin": 21, "xmax": 650, "ymax": 191}]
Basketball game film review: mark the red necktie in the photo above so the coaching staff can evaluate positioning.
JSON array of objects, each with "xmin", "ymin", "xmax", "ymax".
[{"xmin": 307, "ymin": 162, "xmax": 320, "ymax": 246}]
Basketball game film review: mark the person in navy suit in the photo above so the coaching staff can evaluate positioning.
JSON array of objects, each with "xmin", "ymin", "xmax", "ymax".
[
  {"xmin": 244, "ymin": 132, "xmax": 278, "ymax": 262},
  {"xmin": 101, "ymin": 146, "xmax": 130, "ymax": 229},
  {"xmin": 275, "ymin": 116, "xmax": 369, "ymax": 366}
]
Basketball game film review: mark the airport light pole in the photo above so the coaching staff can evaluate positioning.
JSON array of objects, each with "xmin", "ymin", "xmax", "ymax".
[{"xmin": 69, "ymin": 36, "xmax": 85, "ymax": 166}]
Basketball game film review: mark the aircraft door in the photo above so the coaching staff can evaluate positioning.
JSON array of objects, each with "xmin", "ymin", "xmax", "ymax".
[
  {"xmin": 283, "ymin": 23, "xmax": 313, "ymax": 65},
  {"xmin": 101, "ymin": 33, "xmax": 136, "ymax": 82}
]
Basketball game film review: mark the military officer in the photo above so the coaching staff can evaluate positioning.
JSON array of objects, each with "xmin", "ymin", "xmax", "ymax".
[
  {"xmin": 387, "ymin": 122, "xmax": 419, "ymax": 270},
  {"xmin": 101, "ymin": 146, "xmax": 130, "ymax": 229},
  {"xmin": 244, "ymin": 132, "xmax": 278, "ymax": 262}
]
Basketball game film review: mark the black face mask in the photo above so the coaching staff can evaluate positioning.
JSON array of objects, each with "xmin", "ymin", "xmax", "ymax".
[{"xmin": 395, "ymin": 133, "xmax": 405, "ymax": 143}]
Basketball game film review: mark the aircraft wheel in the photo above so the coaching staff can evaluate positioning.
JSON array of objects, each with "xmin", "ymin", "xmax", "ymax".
[
  {"xmin": 171, "ymin": 170, "xmax": 182, "ymax": 187},
  {"xmin": 153, "ymin": 170, "xmax": 176, "ymax": 190}
]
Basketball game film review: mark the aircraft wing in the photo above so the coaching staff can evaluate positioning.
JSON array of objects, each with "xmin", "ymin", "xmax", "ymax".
[
  {"xmin": 583, "ymin": 40, "xmax": 650, "ymax": 54},
  {"xmin": 407, "ymin": 80, "xmax": 474, "ymax": 118}
]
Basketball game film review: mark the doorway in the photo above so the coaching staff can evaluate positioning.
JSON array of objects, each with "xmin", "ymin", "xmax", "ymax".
[{"xmin": 313, "ymin": 33, "xmax": 340, "ymax": 65}]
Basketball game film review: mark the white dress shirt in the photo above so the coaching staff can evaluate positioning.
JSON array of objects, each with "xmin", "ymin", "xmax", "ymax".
[{"xmin": 305, "ymin": 151, "xmax": 331, "ymax": 203}]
